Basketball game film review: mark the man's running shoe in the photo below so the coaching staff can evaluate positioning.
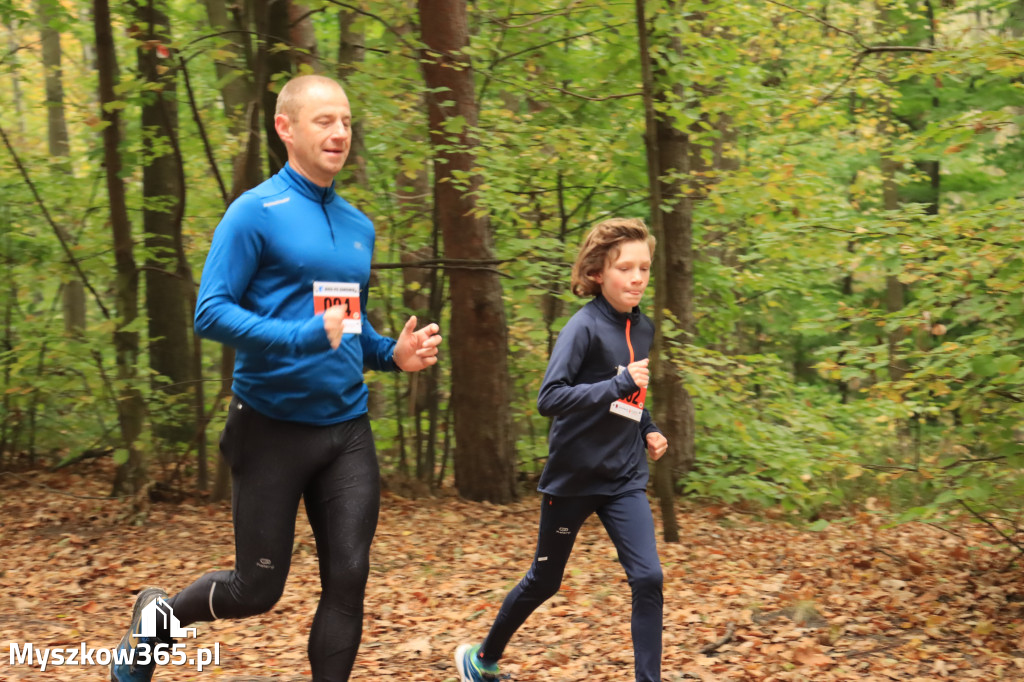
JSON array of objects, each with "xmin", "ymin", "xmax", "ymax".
[
  {"xmin": 455, "ymin": 643, "xmax": 501, "ymax": 681},
  {"xmin": 110, "ymin": 587, "xmax": 169, "ymax": 682}
]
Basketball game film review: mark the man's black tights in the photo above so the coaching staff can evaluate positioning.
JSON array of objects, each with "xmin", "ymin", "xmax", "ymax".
[{"xmin": 165, "ymin": 400, "xmax": 380, "ymax": 682}]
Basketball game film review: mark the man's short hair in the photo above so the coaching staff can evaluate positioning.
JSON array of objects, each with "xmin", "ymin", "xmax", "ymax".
[{"xmin": 275, "ymin": 75, "xmax": 346, "ymax": 120}]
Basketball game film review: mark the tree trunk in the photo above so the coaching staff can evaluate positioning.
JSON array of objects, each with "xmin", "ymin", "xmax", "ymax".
[
  {"xmin": 337, "ymin": 9, "xmax": 368, "ymax": 188},
  {"xmin": 417, "ymin": 0, "xmax": 516, "ymax": 502},
  {"xmin": 94, "ymin": 0, "xmax": 147, "ymax": 504},
  {"xmin": 204, "ymin": 0, "xmax": 253, "ymax": 159},
  {"xmin": 881, "ymin": 154, "xmax": 909, "ymax": 382},
  {"xmin": 337, "ymin": 9, "xmax": 395, "ymax": 431},
  {"xmin": 1011, "ymin": 0, "xmax": 1024, "ymax": 35},
  {"xmin": 205, "ymin": 0, "xmax": 262, "ymax": 500},
  {"xmin": 254, "ymin": 0, "xmax": 293, "ymax": 174},
  {"xmin": 4, "ymin": 23, "xmax": 25, "ymax": 137},
  {"xmin": 289, "ymin": 2, "xmax": 319, "ymax": 70},
  {"xmin": 36, "ymin": 0, "xmax": 86, "ymax": 334},
  {"xmin": 134, "ymin": 1, "xmax": 198, "ymax": 479},
  {"xmin": 636, "ymin": 0, "xmax": 679, "ymax": 543}
]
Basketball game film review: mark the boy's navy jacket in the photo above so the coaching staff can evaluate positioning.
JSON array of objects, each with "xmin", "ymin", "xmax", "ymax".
[
  {"xmin": 537, "ymin": 295, "xmax": 661, "ymax": 496},
  {"xmin": 195, "ymin": 163, "xmax": 399, "ymax": 426}
]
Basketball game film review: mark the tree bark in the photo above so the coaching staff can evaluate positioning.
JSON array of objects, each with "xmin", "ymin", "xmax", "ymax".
[
  {"xmin": 4, "ymin": 23, "xmax": 25, "ymax": 137},
  {"xmin": 254, "ymin": 0, "xmax": 293, "ymax": 174},
  {"xmin": 337, "ymin": 9, "xmax": 368, "ymax": 188},
  {"xmin": 636, "ymin": 0, "xmax": 679, "ymax": 543},
  {"xmin": 289, "ymin": 2, "xmax": 320, "ymax": 70},
  {"xmin": 134, "ymin": 0, "xmax": 198, "ymax": 478},
  {"xmin": 36, "ymin": 0, "xmax": 86, "ymax": 334},
  {"xmin": 881, "ymin": 154, "xmax": 909, "ymax": 382},
  {"xmin": 94, "ymin": 0, "xmax": 147, "ymax": 504},
  {"xmin": 417, "ymin": 0, "xmax": 516, "ymax": 502},
  {"xmin": 205, "ymin": 0, "xmax": 262, "ymax": 500},
  {"xmin": 638, "ymin": 0, "xmax": 703, "ymax": 541}
]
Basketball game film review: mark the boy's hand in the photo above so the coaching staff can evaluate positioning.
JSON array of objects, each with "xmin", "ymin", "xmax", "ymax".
[
  {"xmin": 646, "ymin": 432, "xmax": 668, "ymax": 461},
  {"xmin": 627, "ymin": 358, "xmax": 649, "ymax": 389}
]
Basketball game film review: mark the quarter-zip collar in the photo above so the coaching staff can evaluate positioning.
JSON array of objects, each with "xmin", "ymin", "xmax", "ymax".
[
  {"xmin": 593, "ymin": 294, "xmax": 641, "ymax": 326},
  {"xmin": 282, "ymin": 162, "xmax": 338, "ymax": 243},
  {"xmin": 282, "ymin": 162, "xmax": 337, "ymax": 205}
]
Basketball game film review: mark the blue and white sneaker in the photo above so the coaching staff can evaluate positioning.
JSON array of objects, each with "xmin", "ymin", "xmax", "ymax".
[
  {"xmin": 110, "ymin": 587, "xmax": 169, "ymax": 682},
  {"xmin": 455, "ymin": 643, "xmax": 501, "ymax": 681}
]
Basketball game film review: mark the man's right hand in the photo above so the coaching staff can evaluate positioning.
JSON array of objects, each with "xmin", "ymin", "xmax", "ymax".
[{"xmin": 323, "ymin": 305, "xmax": 346, "ymax": 349}]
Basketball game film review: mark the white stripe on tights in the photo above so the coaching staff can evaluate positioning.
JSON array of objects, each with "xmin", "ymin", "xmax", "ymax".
[{"xmin": 208, "ymin": 583, "xmax": 218, "ymax": 620}]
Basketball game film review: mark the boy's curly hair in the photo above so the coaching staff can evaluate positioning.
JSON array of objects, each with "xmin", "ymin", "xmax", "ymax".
[{"xmin": 570, "ymin": 218, "xmax": 656, "ymax": 297}]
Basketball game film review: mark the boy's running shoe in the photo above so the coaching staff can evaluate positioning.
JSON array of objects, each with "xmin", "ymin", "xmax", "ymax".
[
  {"xmin": 455, "ymin": 643, "xmax": 501, "ymax": 681},
  {"xmin": 110, "ymin": 587, "xmax": 169, "ymax": 682}
]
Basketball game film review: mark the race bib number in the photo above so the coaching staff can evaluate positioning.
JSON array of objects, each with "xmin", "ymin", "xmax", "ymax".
[
  {"xmin": 610, "ymin": 365, "xmax": 647, "ymax": 422},
  {"xmin": 313, "ymin": 281, "xmax": 362, "ymax": 334}
]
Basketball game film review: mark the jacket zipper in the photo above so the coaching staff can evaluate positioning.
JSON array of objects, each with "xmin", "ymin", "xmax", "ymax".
[
  {"xmin": 320, "ymin": 188, "xmax": 335, "ymax": 246},
  {"xmin": 625, "ymin": 317, "xmax": 634, "ymax": 364}
]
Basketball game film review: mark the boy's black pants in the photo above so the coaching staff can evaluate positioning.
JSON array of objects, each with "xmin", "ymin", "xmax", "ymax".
[{"xmin": 481, "ymin": 489, "xmax": 664, "ymax": 682}]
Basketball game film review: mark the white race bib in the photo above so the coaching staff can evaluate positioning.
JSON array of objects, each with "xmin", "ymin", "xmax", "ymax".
[
  {"xmin": 610, "ymin": 365, "xmax": 646, "ymax": 422},
  {"xmin": 313, "ymin": 281, "xmax": 362, "ymax": 334}
]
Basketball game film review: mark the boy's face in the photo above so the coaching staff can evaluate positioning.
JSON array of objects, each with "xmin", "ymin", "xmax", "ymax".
[{"xmin": 593, "ymin": 239, "xmax": 651, "ymax": 313}]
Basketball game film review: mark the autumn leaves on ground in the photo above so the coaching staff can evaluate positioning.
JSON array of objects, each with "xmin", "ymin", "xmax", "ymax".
[{"xmin": 1, "ymin": 465, "xmax": 1022, "ymax": 682}]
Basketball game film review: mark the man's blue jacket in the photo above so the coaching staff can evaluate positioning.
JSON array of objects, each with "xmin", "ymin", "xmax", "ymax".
[{"xmin": 195, "ymin": 163, "xmax": 398, "ymax": 425}]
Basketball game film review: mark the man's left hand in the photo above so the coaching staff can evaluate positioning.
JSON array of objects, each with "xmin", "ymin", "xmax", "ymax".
[
  {"xmin": 393, "ymin": 316, "xmax": 442, "ymax": 372},
  {"xmin": 646, "ymin": 432, "xmax": 668, "ymax": 461}
]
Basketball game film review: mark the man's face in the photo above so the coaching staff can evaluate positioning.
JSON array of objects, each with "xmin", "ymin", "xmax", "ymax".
[{"xmin": 275, "ymin": 83, "xmax": 352, "ymax": 187}]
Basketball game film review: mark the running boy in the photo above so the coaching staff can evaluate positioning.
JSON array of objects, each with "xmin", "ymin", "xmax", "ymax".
[{"xmin": 455, "ymin": 217, "xmax": 669, "ymax": 682}]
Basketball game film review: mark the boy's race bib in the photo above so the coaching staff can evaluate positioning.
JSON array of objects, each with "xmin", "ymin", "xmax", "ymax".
[
  {"xmin": 313, "ymin": 281, "xmax": 362, "ymax": 334},
  {"xmin": 610, "ymin": 365, "xmax": 647, "ymax": 422}
]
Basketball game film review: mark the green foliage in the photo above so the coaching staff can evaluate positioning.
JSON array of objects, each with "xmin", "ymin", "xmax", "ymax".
[
  {"xmin": 0, "ymin": 0, "xmax": 1022, "ymax": 559},
  {"xmin": 671, "ymin": 343, "xmax": 880, "ymax": 516}
]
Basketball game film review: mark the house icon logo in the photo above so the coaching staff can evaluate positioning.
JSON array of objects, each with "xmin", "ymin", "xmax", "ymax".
[{"xmin": 139, "ymin": 598, "xmax": 197, "ymax": 639}]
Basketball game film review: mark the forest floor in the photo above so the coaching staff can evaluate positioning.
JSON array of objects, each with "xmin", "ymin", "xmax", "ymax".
[{"xmin": 1, "ymin": 462, "xmax": 1023, "ymax": 681}]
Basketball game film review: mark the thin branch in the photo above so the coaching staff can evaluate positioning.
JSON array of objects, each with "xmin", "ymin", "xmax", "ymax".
[
  {"xmin": 372, "ymin": 258, "xmax": 514, "ymax": 279},
  {"xmin": 862, "ymin": 464, "xmax": 918, "ymax": 472},
  {"xmin": 322, "ymin": 0, "xmax": 418, "ymax": 53},
  {"xmin": 764, "ymin": 0, "xmax": 866, "ymax": 47},
  {"xmin": 942, "ymin": 455, "xmax": 1006, "ymax": 469},
  {"xmin": 374, "ymin": 257, "xmax": 511, "ymax": 268},
  {"xmin": 699, "ymin": 622, "xmax": 736, "ymax": 654},
  {"xmin": 1, "ymin": 42, "xmax": 41, "ymax": 71},
  {"xmin": 815, "ymin": 51, "xmax": 870, "ymax": 105},
  {"xmin": 178, "ymin": 56, "xmax": 228, "ymax": 207},
  {"xmin": 958, "ymin": 500, "xmax": 1024, "ymax": 556},
  {"xmin": 487, "ymin": 22, "xmax": 631, "ymax": 71},
  {"xmin": 921, "ymin": 522, "xmax": 965, "ymax": 543},
  {"xmin": 871, "ymin": 545, "xmax": 907, "ymax": 564},
  {"xmin": 182, "ymin": 29, "xmax": 275, "ymax": 51},
  {"xmin": 290, "ymin": 6, "xmax": 324, "ymax": 29},
  {"xmin": 551, "ymin": 85, "xmax": 642, "ymax": 101},
  {"xmin": 815, "ymin": 47, "xmax": 936, "ymax": 104},
  {"xmin": 136, "ymin": 265, "xmax": 188, "ymax": 280},
  {"xmin": 488, "ymin": 0, "xmax": 583, "ymax": 29},
  {"xmin": 0, "ymin": 124, "xmax": 111, "ymax": 320},
  {"xmin": 863, "ymin": 45, "xmax": 938, "ymax": 55}
]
